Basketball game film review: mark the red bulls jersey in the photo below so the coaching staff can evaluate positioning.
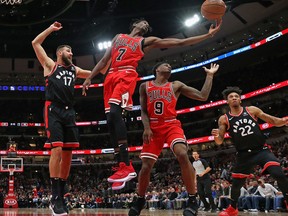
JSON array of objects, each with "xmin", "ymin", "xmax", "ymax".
[
  {"xmin": 110, "ymin": 34, "xmax": 144, "ymax": 69},
  {"xmin": 146, "ymin": 81, "xmax": 177, "ymax": 120}
]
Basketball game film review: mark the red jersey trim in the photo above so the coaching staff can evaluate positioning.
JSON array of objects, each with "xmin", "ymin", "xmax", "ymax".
[
  {"xmin": 228, "ymin": 107, "xmax": 244, "ymax": 117},
  {"xmin": 262, "ymin": 161, "xmax": 280, "ymax": 174},
  {"xmin": 109, "ymin": 66, "xmax": 136, "ymax": 71},
  {"xmin": 232, "ymin": 173, "xmax": 254, "ymax": 179},
  {"xmin": 46, "ymin": 63, "xmax": 75, "ymax": 77},
  {"xmin": 44, "ymin": 101, "xmax": 51, "ymax": 130},
  {"xmin": 245, "ymin": 107, "xmax": 258, "ymax": 122},
  {"xmin": 46, "ymin": 63, "xmax": 58, "ymax": 77},
  {"xmin": 140, "ymin": 152, "xmax": 158, "ymax": 161}
]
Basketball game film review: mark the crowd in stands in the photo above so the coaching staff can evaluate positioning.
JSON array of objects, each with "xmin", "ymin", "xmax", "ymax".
[{"xmin": 0, "ymin": 136, "xmax": 287, "ymax": 212}]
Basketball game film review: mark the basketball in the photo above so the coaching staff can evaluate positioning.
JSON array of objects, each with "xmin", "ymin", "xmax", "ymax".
[{"xmin": 201, "ymin": 0, "xmax": 226, "ymax": 20}]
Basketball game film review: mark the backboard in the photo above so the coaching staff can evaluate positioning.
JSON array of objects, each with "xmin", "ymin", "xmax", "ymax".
[{"xmin": 0, "ymin": 157, "xmax": 23, "ymax": 173}]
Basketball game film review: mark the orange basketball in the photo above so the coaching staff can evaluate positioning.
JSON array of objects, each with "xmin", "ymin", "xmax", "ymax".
[{"xmin": 201, "ymin": 0, "xmax": 226, "ymax": 20}]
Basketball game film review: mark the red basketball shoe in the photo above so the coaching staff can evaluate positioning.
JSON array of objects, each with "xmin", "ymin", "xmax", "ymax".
[
  {"xmin": 112, "ymin": 181, "xmax": 126, "ymax": 190},
  {"xmin": 219, "ymin": 205, "xmax": 238, "ymax": 216},
  {"xmin": 108, "ymin": 162, "xmax": 137, "ymax": 183}
]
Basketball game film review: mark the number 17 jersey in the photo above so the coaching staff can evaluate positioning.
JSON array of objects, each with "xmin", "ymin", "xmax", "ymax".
[{"xmin": 146, "ymin": 81, "xmax": 177, "ymax": 120}]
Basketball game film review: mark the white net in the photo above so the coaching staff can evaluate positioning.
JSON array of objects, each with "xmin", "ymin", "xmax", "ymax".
[
  {"xmin": 8, "ymin": 164, "xmax": 15, "ymax": 176},
  {"xmin": 0, "ymin": 0, "xmax": 22, "ymax": 5},
  {"xmin": 9, "ymin": 168, "xmax": 14, "ymax": 176}
]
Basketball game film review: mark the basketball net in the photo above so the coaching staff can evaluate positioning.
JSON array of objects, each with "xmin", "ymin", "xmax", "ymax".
[
  {"xmin": 8, "ymin": 167, "xmax": 14, "ymax": 176},
  {"xmin": 0, "ymin": 0, "xmax": 22, "ymax": 5}
]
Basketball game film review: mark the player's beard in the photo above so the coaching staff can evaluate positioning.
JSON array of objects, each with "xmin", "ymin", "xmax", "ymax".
[{"xmin": 62, "ymin": 55, "xmax": 72, "ymax": 66}]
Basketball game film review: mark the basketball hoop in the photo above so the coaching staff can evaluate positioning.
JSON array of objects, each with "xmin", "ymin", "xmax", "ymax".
[
  {"xmin": 0, "ymin": 0, "xmax": 22, "ymax": 5},
  {"xmin": 8, "ymin": 167, "xmax": 15, "ymax": 176}
]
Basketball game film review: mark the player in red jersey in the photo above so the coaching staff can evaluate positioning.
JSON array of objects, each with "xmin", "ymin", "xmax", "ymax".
[
  {"xmin": 128, "ymin": 62, "xmax": 219, "ymax": 216},
  {"xmin": 82, "ymin": 18, "xmax": 222, "ymax": 190}
]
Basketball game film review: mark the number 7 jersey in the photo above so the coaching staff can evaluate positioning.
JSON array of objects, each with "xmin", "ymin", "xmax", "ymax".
[
  {"xmin": 111, "ymin": 34, "xmax": 144, "ymax": 69},
  {"xmin": 146, "ymin": 81, "xmax": 177, "ymax": 121}
]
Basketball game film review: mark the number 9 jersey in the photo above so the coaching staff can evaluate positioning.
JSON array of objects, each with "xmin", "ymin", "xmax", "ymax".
[{"xmin": 146, "ymin": 81, "xmax": 177, "ymax": 121}]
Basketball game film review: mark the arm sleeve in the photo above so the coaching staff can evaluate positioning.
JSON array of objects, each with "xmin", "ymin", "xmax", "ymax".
[{"xmin": 200, "ymin": 159, "xmax": 210, "ymax": 169}]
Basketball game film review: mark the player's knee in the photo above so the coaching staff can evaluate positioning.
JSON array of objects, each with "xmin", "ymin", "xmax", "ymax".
[
  {"xmin": 51, "ymin": 146, "xmax": 62, "ymax": 156},
  {"xmin": 141, "ymin": 159, "xmax": 154, "ymax": 173},
  {"xmin": 109, "ymin": 104, "xmax": 122, "ymax": 119},
  {"xmin": 175, "ymin": 149, "xmax": 188, "ymax": 163},
  {"xmin": 108, "ymin": 109, "xmax": 118, "ymax": 120}
]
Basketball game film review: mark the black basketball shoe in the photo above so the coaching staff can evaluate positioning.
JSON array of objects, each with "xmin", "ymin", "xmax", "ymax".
[
  {"xmin": 128, "ymin": 197, "xmax": 146, "ymax": 216},
  {"xmin": 183, "ymin": 196, "xmax": 198, "ymax": 216}
]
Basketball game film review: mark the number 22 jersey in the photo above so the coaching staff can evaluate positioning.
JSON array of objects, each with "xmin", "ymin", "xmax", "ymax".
[{"xmin": 225, "ymin": 107, "xmax": 266, "ymax": 151}]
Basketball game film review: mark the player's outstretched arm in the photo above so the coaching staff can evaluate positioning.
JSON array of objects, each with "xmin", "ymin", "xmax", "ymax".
[
  {"xmin": 82, "ymin": 35, "xmax": 117, "ymax": 96},
  {"xmin": 32, "ymin": 22, "xmax": 62, "ymax": 76},
  {"xmin": 211, "ymin": 115, "xmax": 227, "ymax": 145},
  {"xmin": 75, "ymin": 67, "xmax": 91, "ymax": 79},
  {"xmin": 248, "ymin": 106, "xmax": 288, "ymax": 127},
  {"xmin": 143, "ymin": 20, "xmax": 222, "ymax": 52}
]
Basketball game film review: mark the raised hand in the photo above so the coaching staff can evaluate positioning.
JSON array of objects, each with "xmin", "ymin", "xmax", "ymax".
[
  {"xmin": 208, "ymin": 19, "xmax": 222, "ymax": 37},
  {"xmin": 50, "ymin": 21, "xmax": 63, "ymax": 31},
  {"xmin": 203, "ymin": 63, "xmax": 219, "ymax": 75}
]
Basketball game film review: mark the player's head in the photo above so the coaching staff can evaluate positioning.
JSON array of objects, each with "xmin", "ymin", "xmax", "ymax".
[
  {"xmin": 56, "ymin": 45, "xmax": 73, "ymax": 66},
  {"xmin": 152, "ymin": 62, "xmax": 172, "ymax": 78},
  {"xmin": 222, "ymin": 86, "xmax": 242, "ymax": 107},
  {"xmin": 222, "ymin": 86, "xmax": 242, "ymax": 100},
  {"xmin": 129, "ymin": 18, "xmax": 152, "ymax": 35}
]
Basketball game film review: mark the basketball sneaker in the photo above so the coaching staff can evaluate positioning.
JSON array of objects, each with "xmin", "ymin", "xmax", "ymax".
[
  {"xmin": 49, "ymin": 196, "xmax": 67, "ymax": 216},
  {"xmin": 107, "ymin": 161, "xmax": 137, "ymax": 183},
  {"xmin": 128, "ymin": 197, "xmax": 146, "ymax": 216},
  {"xmin": 219, "ymin": 205, "xmax": 239, "ymax": 216},
  {"xmin": 112, "ymin": 181, "xmax": 126, "ymax": 190},
  {"xmin": 62, "ymin": 199, "xmax": 69, "ymax": 214},
  {"xmin": 183, "ymin": 196, "xmax": 198, "ymax": 216}
]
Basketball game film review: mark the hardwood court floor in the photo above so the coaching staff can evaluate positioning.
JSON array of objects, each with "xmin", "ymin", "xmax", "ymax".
[{"xmin": 0, "ymin": 208, "xmax": 287, "ymax": 215}]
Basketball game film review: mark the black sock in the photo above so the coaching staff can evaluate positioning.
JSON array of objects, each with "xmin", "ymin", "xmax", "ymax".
[
  {"xmin": 231, "ymin": 200, "xmax": 237, "ymax": 209},
  {"xmin": 59, "ymin": 179, "xmax": 67, "ymax": 199},
  {"xmin": 114, "ymin": 152, "xmax": 120, "ymax": 163},
  {"xmin": 51, "ymin": 178, "xmax": 59, "ymax": 199},
  {"xmin": 119, "ymin": 143, "xmax": 129, "ymax": 166}
]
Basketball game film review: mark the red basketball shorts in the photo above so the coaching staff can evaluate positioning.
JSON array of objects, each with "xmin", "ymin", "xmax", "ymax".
[
  {"xmin": 103, "ymin": 69, "xmax": 138, "ymax": 113},
  {"xmin": 140, "ymin": 119, "xmax": 187, "ymax": 161}
]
